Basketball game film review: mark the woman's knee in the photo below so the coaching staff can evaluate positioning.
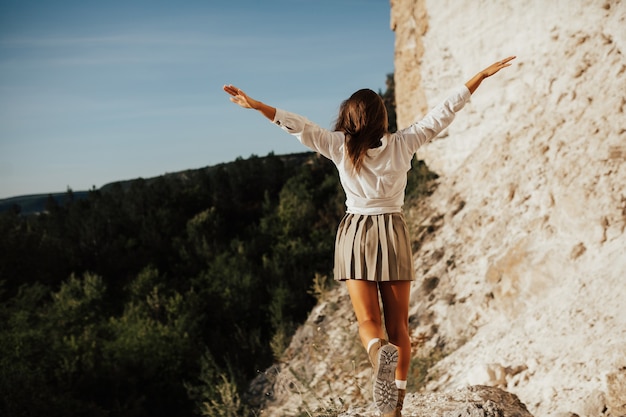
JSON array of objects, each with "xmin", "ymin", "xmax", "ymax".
[{"xmin": 359, "ymin": 316, "xmax": 383, "ymax": 329}]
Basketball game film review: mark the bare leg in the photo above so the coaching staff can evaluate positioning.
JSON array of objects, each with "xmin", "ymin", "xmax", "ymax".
[
  {"xmin": 379, "ymin": 280, "xmax": 411, "ymax": 381},
  {"xmin": 345, "ymin": 279, "xmax": 385, "ymax": 348},
  {"xmin": 347, "ymin": 279, "xmax": 402, "ymax": 413}
]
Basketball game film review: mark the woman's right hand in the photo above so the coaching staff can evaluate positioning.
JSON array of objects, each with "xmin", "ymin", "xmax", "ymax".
[
  {"xmin": 480, "ymin": 56, "xmax": 516, "ymax": 78},
  {"xmin": 465, "ymin": 56, "xmax": 516, "ymax": 94}
]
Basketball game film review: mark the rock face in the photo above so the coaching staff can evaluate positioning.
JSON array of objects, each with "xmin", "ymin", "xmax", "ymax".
[
  {"xmin": 408, "ymin": 385, "xmax": 533, "ymax": 417},
  {"xmin": 393, "ymin": 1, "xmax": 626, "ymax": 416},
  {"xmin": 250, "ymin": 1, "xmax": 626, "ymax": 416}
]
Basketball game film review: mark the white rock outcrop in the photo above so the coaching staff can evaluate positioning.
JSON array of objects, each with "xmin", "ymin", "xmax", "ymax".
[{"xmin": 394, "ymin": 0, "xmax": 626, "ymax": 416}]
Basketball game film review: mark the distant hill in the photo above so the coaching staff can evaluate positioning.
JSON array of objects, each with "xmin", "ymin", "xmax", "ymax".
[
  {"xmin": 0, "ymin": 191, "xmax": 91, "ymax": 216},
  {"xmin": 0, "ymin": 151, "xmax": 314, "ymax": 216}
]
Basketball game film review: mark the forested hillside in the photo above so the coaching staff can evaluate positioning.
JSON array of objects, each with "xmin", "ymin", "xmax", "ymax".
[{"xmin": 0, "ymin": 151, "xmax": 347, "ymax": 416}]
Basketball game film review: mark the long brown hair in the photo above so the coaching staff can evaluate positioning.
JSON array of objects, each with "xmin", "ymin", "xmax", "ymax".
[{"xmin": 334, "ymin": 88, "xmax": 388, "ymax": 173}]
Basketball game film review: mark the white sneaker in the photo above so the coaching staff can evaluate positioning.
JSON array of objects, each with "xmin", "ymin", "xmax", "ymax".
[{"xmin": 370, "ymin": 343, "xmax": 398, "ymax": 413}]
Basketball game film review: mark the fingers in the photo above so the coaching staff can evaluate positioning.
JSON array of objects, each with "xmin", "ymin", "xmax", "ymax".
[
  {"xmin": 494, "ymin": 56, "xmax": 516, "ymax": 69},
  {"xmin": 483, "ymin": 56, "xmax": 516, "ymax": 77},
  {"xmin": 223, "ymin": 84, "xmax": 247, "ymax": 102},
  {"xmin": 224, "ymin": 84, "xmax": 254, "ymax": 109},
  {"xmin": 223, "ymin": 84, "xmax": 241, "ymax": 97}
]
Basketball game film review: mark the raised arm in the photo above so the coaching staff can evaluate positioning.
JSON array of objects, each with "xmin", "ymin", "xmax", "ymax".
[
  {"xmin": 465, "ymin": 56, "xmax": 516, "ymax": 94},
  {"xmin": 223, "ymin": 84, "xmax": 276, "ymax": 121}
]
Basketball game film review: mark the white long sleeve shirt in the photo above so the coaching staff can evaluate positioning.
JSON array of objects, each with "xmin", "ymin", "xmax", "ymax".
[{"xmin": 272, "ymin": 85, "xmax": 471, "ymax": 215}]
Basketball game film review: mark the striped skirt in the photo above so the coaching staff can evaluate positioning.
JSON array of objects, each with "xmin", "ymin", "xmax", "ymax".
[{"xmin": 333, "ymin": 212, "xmax": 415, "ymax": 282}]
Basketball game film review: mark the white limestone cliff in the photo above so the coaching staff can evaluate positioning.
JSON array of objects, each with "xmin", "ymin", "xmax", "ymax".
[{"xmin": 393, "ymin": 0, "xmax": 626, "ymax": 415}]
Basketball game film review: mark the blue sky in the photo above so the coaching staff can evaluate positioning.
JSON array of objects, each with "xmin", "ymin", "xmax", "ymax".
[{"xmin": 0, "ymin": 0, "xmax": 395, "ymax": 199}]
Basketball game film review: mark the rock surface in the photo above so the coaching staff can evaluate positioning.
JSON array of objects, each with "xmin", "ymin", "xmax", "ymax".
[
  {"xmin": 394, "ymin": 1, "xmax": 626, "ymax": 416},
  {"xmin": 250, "ymin": 1, "xmax": 626, "ymax": 416}
]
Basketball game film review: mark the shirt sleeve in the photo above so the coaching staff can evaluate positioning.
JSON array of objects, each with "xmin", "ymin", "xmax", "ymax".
[
  {"xmin": 398, "ymin": 85, "xmax": 471, "ymax": 154},
  {"xmin": 272, "ymin": 108, "xmax": 344, "ymax": 162}
]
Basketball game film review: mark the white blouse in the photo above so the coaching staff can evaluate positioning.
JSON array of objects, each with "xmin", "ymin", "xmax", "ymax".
[{"xmin": 272, "ymin": 85, "xmax": 471, "ymax": 215}]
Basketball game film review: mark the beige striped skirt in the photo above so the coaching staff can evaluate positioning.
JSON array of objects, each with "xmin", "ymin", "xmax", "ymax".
[{"xmin": 333, "ymin": 212, "xmax": 415, "ymax": 282}]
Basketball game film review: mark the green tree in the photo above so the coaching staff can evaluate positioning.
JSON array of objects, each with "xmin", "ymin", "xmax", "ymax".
[{"xmin": 380, "ymin": 72, "xmax": 397, "ymax": 133}]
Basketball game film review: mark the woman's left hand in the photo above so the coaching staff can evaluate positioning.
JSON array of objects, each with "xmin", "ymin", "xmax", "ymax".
[
  {"xmin": 223, "ymin": 84, "xmax": 277, "ymax": 120},
  {"xmin": 223, "ymin": 84, "xmax": 257, "ymax": 109}
]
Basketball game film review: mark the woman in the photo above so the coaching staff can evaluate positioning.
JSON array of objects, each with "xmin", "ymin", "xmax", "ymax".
[{"xmin": 223, "ymin": 55, "xmax": 515, "ymax": 416}]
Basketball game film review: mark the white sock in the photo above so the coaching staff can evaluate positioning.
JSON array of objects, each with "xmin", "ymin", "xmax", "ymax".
[
  {"xmin": 367, "ymin": 338, "xmax": 381, "ymax": 353},
  {"xmin": 396, "ymin": 380, "xmax": 407, "ymax": 390}
]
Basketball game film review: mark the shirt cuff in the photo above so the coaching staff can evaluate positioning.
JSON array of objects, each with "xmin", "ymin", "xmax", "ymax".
[
  {"xmin": 271, "ymin": 108, "xmax": 307, "ymax": 134},
  {"xmin": 452, "ymin": 85, "xmax": 472, "ymax": 112}
]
